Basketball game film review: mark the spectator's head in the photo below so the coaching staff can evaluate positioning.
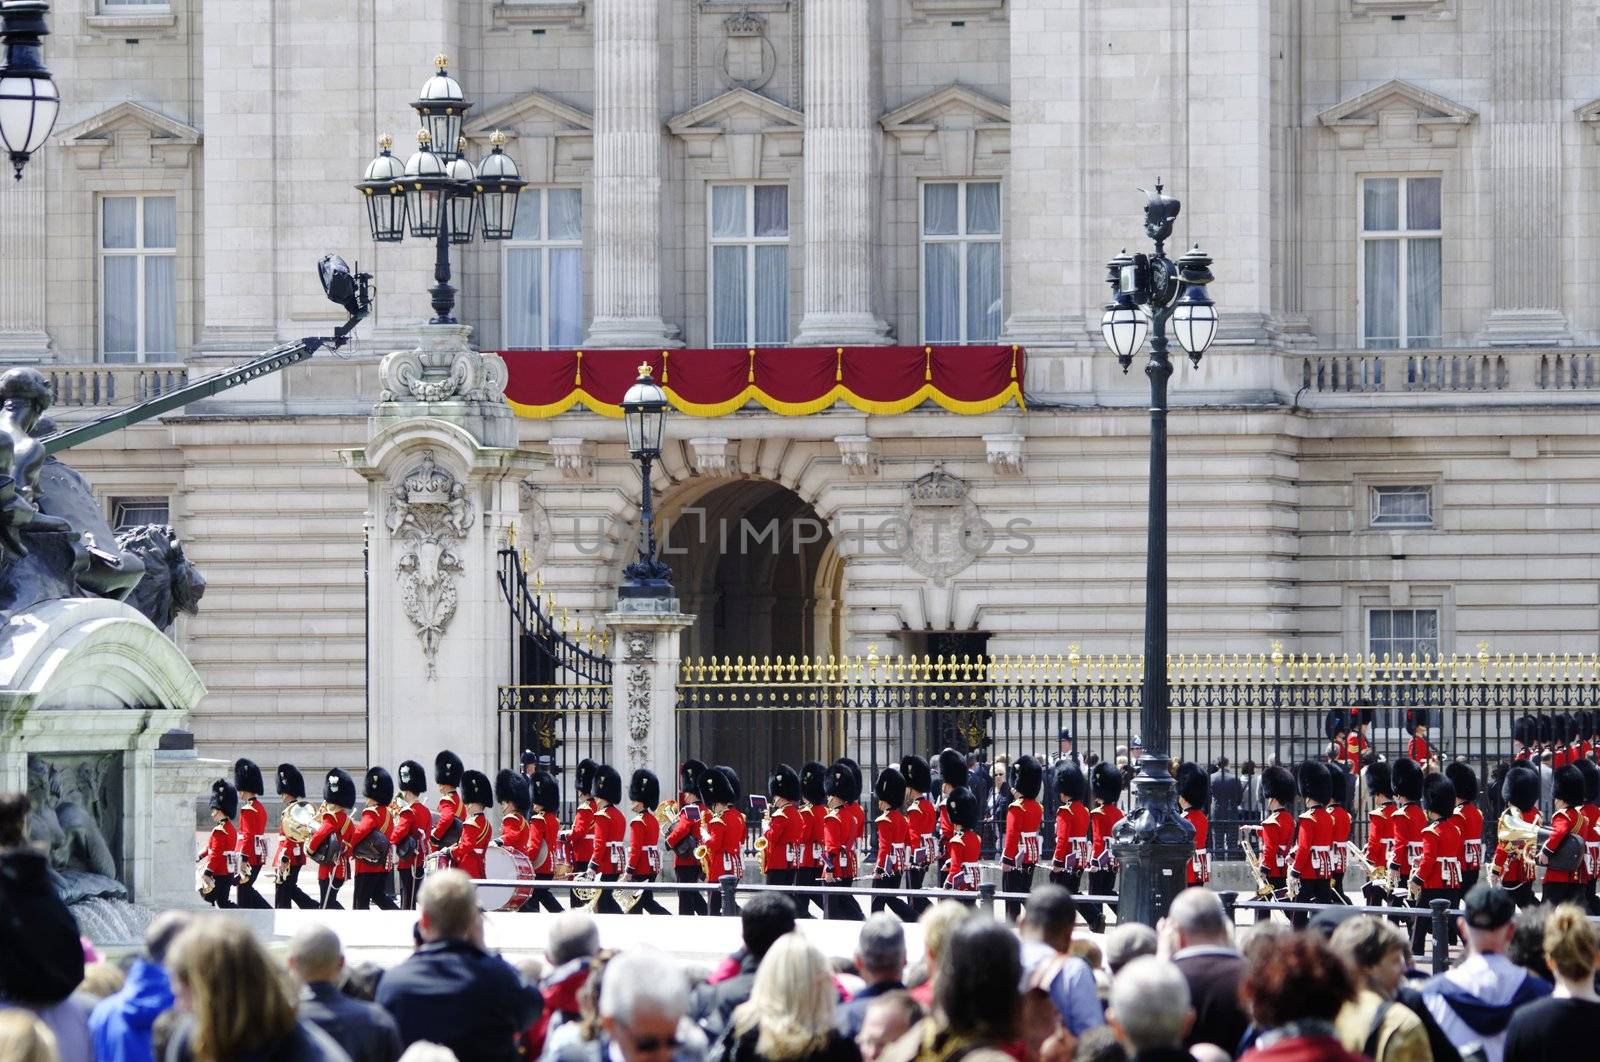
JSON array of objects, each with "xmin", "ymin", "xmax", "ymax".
[
  {"xmin": 1103, "ymin": 924, "xmax": 1158, "ymax": 975},
  {"xmin": 1509, "ymin": 905, "xmax": 1553, "ymax": 982},
  {"xmin": 1238, "ymin": 922, "xmax": 1289, "ymax": 965},
  {"xmin": 1239, "ymin": 934, "xmax": 1355, "ymax": 1029},
  {"xmin": 856, "ymin": 913, "xmax": 906, "ymax": 986},
  {"xmin": 286, "ymin": 923, "xmax": 344, "ymax": 986},
  {"xmin": 915, "ymin": 901, "xmax": 970, "ymax": 994},
  {"xmin": 1072, "ymin": 1025, "xmax": 1127, "ymax": 1062},
  {"xmin": 741, "ymin": 893, "xmax": 798, "ymax": 962},
  {"xmin": 1457, "ymin": 883, "xmax": 1517, "ymax": 958},
  {"xmin": 398, "ymin": 1045, "xmax": 461, "ymax": 1062},
  {"xmin": 168, "ymin": 917, "xmax": 298, "ymax": 1060},
  {"xmin": 1329, "ymin": 915, "xmax": 1410, "ymax": 1001},
  {"xmin": 342, "ymin": 962, "xmax": 382, "ymax": 1002},
  {"xmin": 733, "ymin": 933, "xmax": 836, "ymax": 1060},
  {"xmin": 548, "ymin": 910, "xmax": 602, "ymax": 966},
  {"xmin": 1107, "ymin": 957, "xmax": 1192, "ymax": 1054},
  {"xmin": 1068, "ymin": 939, "xmax": 1103, "ymax": 972},
  {"xmin": 0, "ymin": 792, "xmax": 28, "ymax": 849},
  {"xmin": 146, "ymin": 911, "xmax": 195, "ymax": 966},
  {"xmin": 937, "ymin": 919, "xmax": 1020, "ymax": 1043},
  {"xmin": 1190, "ymin": 1045, "xmax": 1231, "ymax": 1062},
  {"xmin": 0, "ymin": 1010, "xmax": 56, "ymax": 1062},
  {"xmin": 599, "ymin": 949, "xmax": 689, "ymax": 1062},
  {"xmin": 79, "ymin": 961, "xmax": 126, "ymax": 1000},
  {"xmin": 857, "ymin": 991, "xmax": 922, "ymax": 1062},
  {"xmin": 1543, "ymin": 904, "xmax": 1600, "ymax": 988},
  {"xmin": 1167, "ymin": 888, "xmax": 1231, "ymax": 950},
  {"xmin": 418, "ymin": 869, "xmax": 481, "ymax": 946},
  {"xmin": 1019, "ymin": 884, "xmax": 1078, "ymax": 953},
  {"xmin": 1216, "ymin": 757, "xmax": 1229, "ymax": 772}
]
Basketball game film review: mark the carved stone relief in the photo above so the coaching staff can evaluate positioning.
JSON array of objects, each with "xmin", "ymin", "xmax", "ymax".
[
  {"xmin": 385, "ymin": 451, "xmax": 473, "ymax": 679},
  {"xmin": 899, "ymin": 467, "xmax": 983, "ymax": 585},
  {"xmin": 718, "ymin": 10, "xmax": 777, "ymax": 92},
  {"xmin": 623, "ymin": 629, "xmax": 654, "ymax": 770}
]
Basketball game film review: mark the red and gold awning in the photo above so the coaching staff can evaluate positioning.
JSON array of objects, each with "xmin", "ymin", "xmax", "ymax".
[{"xmin": 499, "ymin": 345, "xmax": 1025, "ymax": 418}]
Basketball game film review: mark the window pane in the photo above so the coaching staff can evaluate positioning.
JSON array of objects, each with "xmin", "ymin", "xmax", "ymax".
[
  {"xmin": 711, "ymin": 186, "xmax": 746, "ymax": 238},
  {"xmin": 1407, "ymin": 177, "xmax": 1441, "ymax": 231},
  {"xmin": 965, "ymin": 241, "xmax": 1002, "ymax": 342},
  {"xmin": 712, "ymin": 245, "xmax": 747, "ymax": 345},
  {"xmin": 504, "ymin": 248, "xmax": 542, "ymax": 348},
  {"xmin": 1393, "ymin": 609, "xmax": 1414, "ymax": 640},
  {"xmin": 1372, "ymin": 485, "xmax": 1432, "ymax": 527},
  {"xmin": 512, "ymin": 189, "xmax": 542, "ymax": 241},
  {"xmin": 923, "ymin": 184, "xmax": 959, "ymax": 236},
  {"xmin": 923, "ymin": 242, "xmax": 960, "ymax": 343},
  {"xmin": 143, "ymin": 196, "xmax": 176, "ymax": 248},
  {"xmin": 112, "ymin": 497, "xmax": 170, "ymax": 531},
  {"xmin": 103, "ymin": 197, "xmax": 137, "ymax": 249},
  {"xmin": 753, "ymin": 185, "xmax": 788, "ymax": 237},
  {"xmin": 1416, "ymin": 609, "xmax": 1439, "ymax": 650},
  {"xmin": 1363, "ymin": 239, "xmax": 1400, "ymax": 348},
  {"xmin": 1407, "ymin": 238, "xmax": 1442, "ymax": 348},
  {"xmin": 103, "ymin": 256, "xmax": 138, "ymax": 357},
  {"xmin": 966, "ymin": 182, "xmax": 1001, "ymax": 235},
  {"xmin": 549, "ymin": 247, "xmax": 584, "ymax": 348},
  {"xmin": 1370, "ymin": 609, "xmax": 1391, "ymax": 642},
  {"xmin": 549, "ymin": 188, "xmax": 582, "ymax": 241},
  {"xmin": 1363, "ymin": 178, "xmax": 1399, "ymax": 232},
  {"xmin": 143, "ymin": 255, "xmax": 176, "ymax": 354},
  {"xmin": 754, "ymin": 245, "xmax": 788, "ymax": 345}
]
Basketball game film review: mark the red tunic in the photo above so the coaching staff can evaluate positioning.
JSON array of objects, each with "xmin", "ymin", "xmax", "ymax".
[
  {"xmin": 1090, "ymin": 803, "xmax": 1123, "ymax": 868},
  {"xmin": 569, "ymin": 800, "xmax": 596, "ymax": 866},
  {"xmin": 431, "ymin": 791, "xmax": 463, "ymax": 844},
  {"xmin": 1342, "ymin": 734, "xmax": 1368, "ymax": 770},
  {"xmin": 350, "ymin": 805, "xmax": 392, "ymax": 876},
  {"xmin": 274, "ymin": 800, "xmax": 311, "ymax": 868},
  {"xmin": 309, "ymin": 808, "xmax": 352, "ymax": 882},
  {"xmin": 1412, "ymin": 817, "xmax": 1463, "ymax": 890},
  {"xmin": 526, "ymin": 811, "xmax": 558, "ymax": 873},
  {"xmin": 873, "ymin": 809, "xmax": 910, "ymax": 875},
  {"xmin": 706, "ymin": 809, "xmax": 743, "ymax": 880},
  {"xmin": 388, "ymin": 800, "xmax": 431, "ymax": 870},
  {"xmin": 589, "ymin": 805, "xmax": 627, "ymax": 875},
  {"xmin": 449, "ymin": 811, "xmax": 492, "ymax": 879},
  {"xmin": 1366, "ymin": 800, "xmax": 1395, "ymax": 872},
  {"xmin": 1583, "ymin": 804, "xmax": 1600, "ymax": 882},
  {"xmin": 1292, "ymin": 807, "xmax": 1330, "ymax": 880},
  {"xmin": 1456, "ymin": 801, "xmax": 1485, "ymax": 873},
  {"xmin": 800, "ymin": 803, "xmax": 824, "ymax": 869},
  {"xmin": 1259, "ymin": 808, "xmax": 1293, "ymax": 877},
  {"xmin": 1408, "ymin": 737, "xmax": 1431, "ymax": 763},
  {"xmin": 201, "ymin": 819, "xmax": 238, "ymax": 877},
  {"xmin": 500, "ymin": 811, "xmax": 529, "ymax": 852},
  {"xmin": 236, "ymin": 798, "xmax": 268, "ymax": 871},
  {"xmin": 844, "ymin": 803, "xmax": 866, "ymax": 866},
  {"xmin": 1001, "ymin": 798, "xmax": 1044, "ymax": 868},
  {"xmin": 945, "ymin": 829, "xmax": 982, "ymax": 890},
  {"xmin": 762, "ymin": 804, "xmax": 804, "ymax": 872},
  {"xmin": 823, "ymin": 806, "xmax": 857, "ymax": 880},
  {"xmin": 904, "ymin": 797, "xmax": 934, "ymax": 870},
  {"xmin": 1328, "ymin": 805, "xmax": 1352, "ymax": 878},
  {"xmin": 1050, "ymin": 800, "xmax": 1091, "ymax": 870},
  {"xmin": 1543, "ymin": 807, "xmax": 1583, "ymax": 884},
  {"xmin": 1492, "ymin": 807, "xmax": 1538, "ymax": 884},
  {"xmin": 1554, "ymin": 745, "xmax": 1572, "ymax": 770},
  {"xmin": 1389, "ymin": 801, "xmax": 1422, "ymax": 877},
  {"xmin": 1184, "ymin": 807, "xmax": 1210, "ymax": 885},
  {"xmin": 666, "ymin": 801, "xmax": 703, "ymax": 869},
  {"xmin": 627, "ymin": 813, "xmax": 662, "ymax": 878}
]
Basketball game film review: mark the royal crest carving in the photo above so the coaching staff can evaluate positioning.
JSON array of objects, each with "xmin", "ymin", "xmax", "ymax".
[
  {"xmin": 386, "ymin": 451, "xmax": 473, "ymax": 679},
  {"xmin": 378, "ymin": 331, "xmax": 509, "ymax": 404},
  {"xmin": 718, "ymin": 9, "xmax": 777, "ymax": 91},
  {"xmin": 899, "ymin": 467, "xmax": 984, "ymax": 585}
]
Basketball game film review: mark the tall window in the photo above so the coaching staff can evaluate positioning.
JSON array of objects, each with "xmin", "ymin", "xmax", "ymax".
[
  {"xmin": 1361, "ymin": 176, "xmax": 1441, "ymax": 350},
  {"xmin": 101, "ymin": 195, "xmax": 176, "ymax": 362},
  {"xmin": 503, "ymin": 187, "xmax": 583, "ymax": 349},
  {"xmin": 1369, "ymin": 608, "xmax": 1439, "ymax": 662},
  {"xmin": 708, "ymin": 184, "xmax": 789, "ymax": 347},
  {"xmin": 921, "ymin": 181, "xmax": 1002, "ymax": 344}
]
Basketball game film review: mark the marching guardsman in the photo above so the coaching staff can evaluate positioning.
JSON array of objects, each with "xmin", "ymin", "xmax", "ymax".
[
  {"xmin": 943, "ymin": 787, "xmax": 982, "ymax": 897},
  {"xmin": 701, "ymin": 765, "xmax": 745, "ymax": 916},
  {"xmin": 1541, "ymin": 764, "xmax": 1587, "ymax": 907},
  {"xmin": 1512, "ymin": 716, "xmax": 1536, "ymax": 763},
  {"xmin": 1326, "ymin": 765, "xmax": 1353, "ymax": 904},
  {"xmin": 1048, "ymin": 764, "xmax": 1091, "ymax": 895},
  {"xmin": 1176, "ymin": 763, "xmax": 1210, "ymax": 889},
  {"xmin": 566, "ymin": 758, "xmax": 600, "ymax": 905},
  {"xmin": 666, "ymin": 760, "xmax": 708, "ymax": 915},
  {"xmin": 390, "ymin": 759, "xmax": 431, "ymax": 910},
  {"xmin": 1083, "ymin": 763, "xmax": 1124, "ymax": 933},
  {"xmin": 1388, "ymin": 759, "xmax": 1425, "ymax": 909},
  {"xmin": 232, "ymin": 759, "xmax": 271, "ymax": 909},
  {"xmin": 522, "ymin": 771, "xmax": 565, "ymax": 912},
  {"xmin": 272, "ymin": 763, "xmax": 317, "ymax": 909},
  {"xmin": 1409, "ymin": 774, "xmax": 1462, "ymax": 956},
  {"xmin": 1491, "ymin": 764, "xmax": 1541, "ymax": 906},
  {"xmin": 309, "ymin": 769, "xmax": 356, "ymax": 909},
  {"xmin": 586, "ymin": 764, "xmax": 628, "ymax": 913},
  {"xmin": 351, "ymin": 767, "xmax": 398, "ymax": 910},
  {"xmin": 1574, "ymin": 758, "xmax": 1600, "ymax": 915},
  {"xmin": 496, "ymin": 769, "xmax": 532, "ymax": 852},
  {"xmin": 870, "ymin": 767, "xmax": 915, "ymax": 921},
  {"xmin": 1445, "ymin": 762, "xmax": 1484, "ymax": 894},
  {"xmin": 1553, "ymin": 714, "xmax": 1575, "ymax": 769},
  {"xmin": 1255, "ymin": 766, "xmax": 1296, "ymax": 923},
  {"xmin": 1289, "ymin": 760, "xmax": 1335, "ymax": 924},
  {"xmin": 837, "ymin": 758, "xmax": 866, "ymax": 870},
  {"xmin": 762, "ymin": 765, "xmax": 804, "ymax": 891},
  {"xmin": 1362, "ymin": 762, "xmax": 1396, "ymax": 908},
  {"xmin": 198, "ymin": 779, "xmax": 239, "ymax": 908},
  {"xmin": 795, "ymin": 761, "xmax": 829, "ymax": 918},
  {"xmin": 935, "ymin": 748, "xmax": 967, "ymax": 855},
  {"xmin": 1000, "ymin": 755, "xmax": 1044, "ymax": 921},
  {"xmin": 1344, "ymin": 713, "xmax": 1371, "ymax": 770},
  {"xmin": 625, "ymin": 768, "xmax": 669, "ymax": 915},
  {"xmin": 446, "ymin": 770, "xmax": 493, "ymax": 881},
  {"xmin": 900, "ymin": 755, "xmax": 936, "ymax": 915},
  {"xmin": 1407, "ymin": 717, "xmax": 1431, "ymax": 766},
  {"xmin": 431, "ymin": 750, "xmax": 465, "ymax": 849},
  {"xmin": 822, "ymin": 760, "xmax": 865, "ymax": 920}
]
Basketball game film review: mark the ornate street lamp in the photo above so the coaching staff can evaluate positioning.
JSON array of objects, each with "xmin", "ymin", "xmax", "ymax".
[
  {"xmin": 1101, "ymin": 180, "xmax": 1219, "ymax": 927},
  {"xmin": 619, "ymin": 364, "xmax": 674, "ymax": 603},
  {"xmin": 0, "ymin": 1, "xmax": 60, "ymax": 180},
  {"xmin": 355, "ymin": 56, "xmax": 524, "ymax": 324}
]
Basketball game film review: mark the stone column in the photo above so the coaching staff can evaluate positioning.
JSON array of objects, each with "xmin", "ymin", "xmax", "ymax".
[
  {"xmin": 794, "ymin": 0, "xmax": 890, "ymax": 345},
  {"xmin": 0, "ymin": 173, "xmax": 51, "ymax": 358},
  {"xmin": 606, "ymin": 608, "xmax": 695, "ymax": 781},
  {"xmin": 586, "ymin": 0, "xmax": 678, "ymax": 348},
  {"xmin": 1478, "ymin": 0, "xmax": 1571, "ymax": 346}
]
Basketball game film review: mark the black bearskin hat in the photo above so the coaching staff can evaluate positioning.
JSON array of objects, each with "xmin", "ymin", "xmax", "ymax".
[
  {"xmin": 1324, "ymin": 708, "xmax": 1348, "ymax": 740},
  {"xmin": 1057, "ymin": 764, "xmax": 1088, "ymax": 803},
  {"xmin": 900, "ymin": 755, "xmax": 932, "ymax": 794},
  {"xmin": 1365, "ymin": 760, "xmax": 1393, "ymax": 799},
  {"xmin": 948, "ymin": 787, "xmax": 980, "ymax": 831},
  {"xmin": 398, "ymin": 759, "xmax": 427, "ymax": 796},
  {"xmin": 1444, "ymin": 762, "xmax": 1479, "ymax": 804},
  {"xmin": 1297, "ymin": 761, "xmax": 1331, "ymax": 805},
  {"xmin": 532, "ymin": 771, "xmax": 560, "ymax": 812},
  {"xmin": 1176, "ymin": 762, "xmax": 1209, "ymax": 809},
  {"xmin": 233, "ymin": 758, "xmax": 264, "ymax": 795},
  {"xmin": 700, "ymin": 764, "xmax": 736, "ymax": 807},
  {"xmin": 1406, "ymin": 709, "xmax": 1430, "ymax": 732},
  {"xmin": 435, "ymin": 750, "xmax": 463, "ymax": 788},
  {"xmin": 324, "ymin": 768, "xmax": 356, "ymax": 810},
  {"xmin": 800, "ymin": 761, "xmax": 827, "ymax": 805},
  {"xmin": 769, "ymin": 764, "xmax": 801, "ymax": 803},
  {"xmin": 1261, "ymin": 765, "xmax": 1297, "ymax": 805},
  {"xmin": 209, "ymin": 778, "xmax": 238, "ymax": 819},
  {"xmin": 461, "ymin": 770, "xmax": 493, "ymax": 808},
  {"xmin": 680, "ymin": 759, "xmax": 707, "ymax": 801},
  {"xmin": 594, "ymin": 764, "xmax": 623, "ymax": 805},
  {"xmin": 1391, "ymin": 758, "xmax": 1424, "ymax": 802},
  {"xmin": 276, "ymin": 762, "xmax": 306, "ymax": 800},
  {"xmin": 1091, "ymin": 762, "xmax": 1122, "ymax": 804},
  {"xmin": 1575, "ymin": 759, "xmax": 1600, "ymax": 805},
  {"xmin": 575, "ymin": 758, "xmax": 598, "ymax": 796},
  {"xmin": 1513, "ymin": 715, "xmax": 1537, "ymax": 747},
  {"xmin": 1503, "ymin": 764, "xmax": 1540, "ymax": 813},
  {"xmin": 1555, "ymin": 764, "xmax": 1586, "ymax": 807},
  {"xmin": 630, "ymin": 769, "xmax": 661, "ymax": 808},
  {"xmin": 364, "ymin": 766, "xmax": 395, "ymax": 806},
  {"xmin": 1537, "ymin": 714, "xmax": 1554, "ymax": 744},
  {"xmin": 824, "ymin": 761, "xmax": 862, "ymax": 802},
  {"xmin": 496, "ymin": 769, "xmax": 531, "ymax": 815},
  {"xmin": 716, "ymin": 766, "xmax": 743, "ymax": 804},
  {"xmin": 938, "ymin": 748, "xmax": 967, "ymax": 789},
  {"xmin": 875, "ymin": 766, "xmax": 907, "ymax": 808},
  {"xmin": 1328, "ymin": 764, "xmax": 1351, "ymax": 809},
  {"xmin": 1010, "ymin": 755, "xmax": 1043, "ymax": 800},
  {"xmin": 837, "ymin": 758, "xmax": 863, "ymax": 798},
  {"xmin": 1423, "ymin": 775, "xmax": 1457, "ymax": 819}
]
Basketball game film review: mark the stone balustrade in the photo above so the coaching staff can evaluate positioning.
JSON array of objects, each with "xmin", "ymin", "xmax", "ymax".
[
  {"xmin": 1298, "ymin": 348, "xmax": 1600, "ymax": 398},
  {"xmin": 44, "ymin": 364, "xmax": 188, "ymax": 408}
]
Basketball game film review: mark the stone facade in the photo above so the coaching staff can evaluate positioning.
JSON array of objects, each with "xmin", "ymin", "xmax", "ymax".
[{"xmin": 7, "ymin": 0, "xmax": 1600, "ymax": 773}]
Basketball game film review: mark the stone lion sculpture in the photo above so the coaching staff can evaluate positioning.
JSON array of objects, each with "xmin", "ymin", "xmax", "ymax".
[{"xmin": 114, "ymin": 524, "xmax": 206, "ymax": 630}]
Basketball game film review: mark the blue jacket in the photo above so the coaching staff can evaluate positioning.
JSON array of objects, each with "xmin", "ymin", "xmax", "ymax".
[
  {"xmin": 376, "ymin": 940, "xmax": 542, "ymax": 1062},
  {"xmin": 90, "ymin": 959, "xmax": 173, "ymax": 1062},
  {"xmin": 299, "ymin": 982, "xmax": 402, "ymax": 1062}
]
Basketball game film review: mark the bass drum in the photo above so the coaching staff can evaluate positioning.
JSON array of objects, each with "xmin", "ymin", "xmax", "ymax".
[{"xmin": 478, "ymin": 845, "xmax": 535, "ymax": 912}]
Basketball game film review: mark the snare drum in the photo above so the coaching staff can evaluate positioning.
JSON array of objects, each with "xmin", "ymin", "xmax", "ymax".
[
  {"xmin": 426, "ymin": 849, "xmax": 453, "ymax": 874},
  {"xmin": 478, "ymin": 845, "xmax": 536, "ymax": 912}
]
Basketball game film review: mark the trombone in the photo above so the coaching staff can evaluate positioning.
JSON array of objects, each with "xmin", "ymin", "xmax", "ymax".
[{"xmin": 1345, "ymin": 841, "xmax": 1394, "ymax": 893}]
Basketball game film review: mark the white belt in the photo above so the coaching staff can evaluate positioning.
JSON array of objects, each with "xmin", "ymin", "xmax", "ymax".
[{"xmin": 1463, "ymin": 839, "xmax": 1483, "ymax": 868}]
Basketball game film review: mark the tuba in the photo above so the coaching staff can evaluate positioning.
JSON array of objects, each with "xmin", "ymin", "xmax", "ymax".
[
  {"xmin": 655, "ymin": 800, "xmax": 679, "ymax": 827},
  {"xmin": 1494, "ymin": 809, "xmax": 1587, "ymax": 872}
]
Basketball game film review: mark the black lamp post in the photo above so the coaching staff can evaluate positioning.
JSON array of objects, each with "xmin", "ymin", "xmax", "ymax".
[
  {"xmin": 619, "ymin": 364, "xmax": 675, "ymax": 603},
  {"xmin": 0, "ymin": 1, "xmax": 60, "ymax": 180},
  {"xmin": 1102, "ymin": 181, "xmax": 1219, "ymax": 927},
  {"xmin": 355, "ymin": 56, "xmax": 525, "ymax": 324}
]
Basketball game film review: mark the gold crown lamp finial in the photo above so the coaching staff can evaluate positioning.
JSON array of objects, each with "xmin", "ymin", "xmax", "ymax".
[
  {"xmin": 457, "ymin": 135, "xmax": 468, "ymax": 153},
  {"xmin": 417, "ymin": 128, "xmax": 432, "ymax": 146},
  {"xmin": 377, "ymin": 133, "xmax": 393, "ymax": 152},
  {"xmin": 489, "ymin": 129, "xmax": 507, "ymax": 148},
  {"xmin": 434, "ymin": 53, "xmax": 450, "ymax": 71},
  {"xmin": 638, "ymin": 362, "xmax": 653, "ymax": 379}
]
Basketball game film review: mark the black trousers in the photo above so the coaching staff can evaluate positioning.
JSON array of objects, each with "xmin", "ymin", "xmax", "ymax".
[
  {"xmin": 235, "ymin": 865, "xmax": 272, "ymax": 909},
  {"xmin": 823, "ymin": 877, "xmax": 864, "ymax": 920},
  {"xmin": 1503, "ymin": 880, "xmax": 1538, "ymax": 908},
  {"xmin": 1543, "ymin": 880, "xmax": 1584, "ymax": 908},
  {"xmin": 520, "ymin": 871, "xmax": 564, "ymax": 913},
  {"xmin": 1290, "ymin": 878, "xmax": 1337, "ymax": 928},
  {"xmin": 1083, "ymin": 869, "xmax": 1116, "ymax": 931},
  {"xmin": 353, "ymin": 872, "xmax": 398, "ymax": 910},
  {"xmin": 1001, "ymin": 866, "xmax": 1034, "ymax": 921},
  {"xmin": 317, "ymin": 874, "xmax": 345, "ymax": 909},
  {"xmin": 903, "ymin": 864, "xmax": 930, "ymax": 916},
  {"xmin": 591, "ymin": 872, "xmax": 624, "ymax": 914},
  {"xmin": 674, "ymin": 864, "xmax": 708, "ymax": 915},
  {"xmin": 274, "ymin": 863, "xmax": 317, "ymax": 909},
  {"xmin": 1410, "ymin": 887, "xmax": 1460, "ymax": 955},
  {"xmin": 625, "ymin": 872, "xmax": 670, "ymax": 915},
  {"xmin": 1361, "ymin": 880, "xmax": 1393, "ymax": 910},
  {"xmin": 398, "ymin": 867, "xmax": 424, "ymax": 910},
  {"xmin": 795, "ymin": 867, "xmax": 826, "ymax": 918},
  {"xmin": 871, "ymin": 872, "xmax": 916, "ymax": 921},
  {"xmin": 201, "ymin": 873, "xmax": 236, "ymax": 908},
  {"xmin": 1461, "ymin": 867, "xmax": 1480, "ymax": 895},
  {"xmin": 1330, "ymin": 867, "xmax": 1351, "ymax": 905}
]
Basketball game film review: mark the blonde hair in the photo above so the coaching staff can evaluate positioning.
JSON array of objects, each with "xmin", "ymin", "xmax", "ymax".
[
  {"xmin": 1543, "ymin": 904, "xmax": 1600, "ymax": 983},
  {"xmin": 731, "ymin": 933, "xmax": 836, "ymax": 1062},
  {"xmin": 0, "ymin": 1010, "xmax": 57, "ymax": 1062},
  {"xmin": 79, "ymin": 960, "xmax": 127, "ymax": 1000},
  {"xmin": 920, "ymin": 901, "xmax": 971, "ymax": 964},
  {"xmin": 168, "ymin": 917, "xmax": 298, "ymax": 1062}
]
